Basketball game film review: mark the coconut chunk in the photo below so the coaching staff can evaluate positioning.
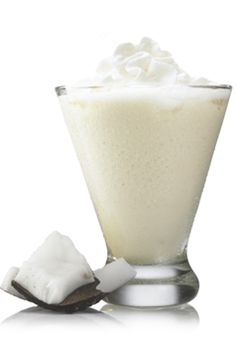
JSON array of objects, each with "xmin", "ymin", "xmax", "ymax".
[
  {"xmin": 1, "ymin": 267, "xmax": 24, "ymax": 299},
  {"xmin": 1, "ymin": 233, "xmax": 137, "ymax": 312},
  {"xmin": 14, "ymin": 231, "xmax": 94, "ymax": 304},
  {"xmin": 94, "ymin": 258, "xmax": 136, "ymax": 293}
]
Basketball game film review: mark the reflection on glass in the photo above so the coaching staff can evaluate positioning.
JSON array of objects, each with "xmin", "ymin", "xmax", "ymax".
[
  {"xmin": 1, "ymin": 302, "xmax": 199, "ymax": 332},
  {"xmin": 101, "ymin": 303, "xmax": 199, "ymax": 328}
]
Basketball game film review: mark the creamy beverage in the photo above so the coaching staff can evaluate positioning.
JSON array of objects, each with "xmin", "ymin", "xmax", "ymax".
[
  {"xmin": 56, "ymin": 38, "xmax": 231, "ymax": 306},
  {"xmin": 59, "ymin": 85, "xmax": 229, "ymax": 264}
]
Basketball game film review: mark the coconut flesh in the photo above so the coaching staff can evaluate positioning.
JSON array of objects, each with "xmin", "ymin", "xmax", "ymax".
[
  {"xmin": 1, "ymin": 231, "xmax": 136, "ymax": 308},
  {"xmin": 94, "ymin": 258, "xmax": 136, "ymax": 293},
  {"xmin": 1, "ymin": 266, "xmax": 24, "ymax": 299}
]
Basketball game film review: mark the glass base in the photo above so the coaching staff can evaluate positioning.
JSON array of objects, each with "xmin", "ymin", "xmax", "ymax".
[{"xmin": 104, "ymin": 258, "xmax": 199, "ymax": 307}]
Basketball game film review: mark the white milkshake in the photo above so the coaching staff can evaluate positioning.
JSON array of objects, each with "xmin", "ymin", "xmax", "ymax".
[
  {"xmin": 59, "ymin": 85, "xmax": 229, "ymax": 264},
  {"xmin": 56, "ymin": 37, "xmax": 231, "ymax": 306}
]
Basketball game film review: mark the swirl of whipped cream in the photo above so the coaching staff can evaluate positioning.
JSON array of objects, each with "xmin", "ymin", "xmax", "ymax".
[{"xmin": 96, "ymin": 37, "xmax": 209, "ymax": 86}]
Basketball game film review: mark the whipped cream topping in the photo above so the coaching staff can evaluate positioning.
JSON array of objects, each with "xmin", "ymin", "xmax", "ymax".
[{"xmin": 96, "ymin": 37, "xmax": 209, "ymax": 86}]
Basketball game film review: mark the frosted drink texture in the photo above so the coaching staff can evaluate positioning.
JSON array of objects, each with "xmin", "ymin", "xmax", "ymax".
[{"xmin": 59, "ymin": 86, "xmax": 229, "ymax": 264}]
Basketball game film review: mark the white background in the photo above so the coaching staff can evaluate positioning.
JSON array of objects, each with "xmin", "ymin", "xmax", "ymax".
[{"xmin": 0, "ymin": 0, "xmax": 235, "ymax": 341}]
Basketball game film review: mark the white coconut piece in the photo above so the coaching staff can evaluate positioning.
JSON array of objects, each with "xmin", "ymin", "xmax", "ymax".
[
  {"xmin": 94, "ymin": 258, "xmax": 136, "ymax": 293},
  {"xmin": 1, "ymin": 266, "xmax": 24, "ymax": 299},
  {"xmin": 14, "ymin": 231, "xmax": 94, "ymax": 304}
]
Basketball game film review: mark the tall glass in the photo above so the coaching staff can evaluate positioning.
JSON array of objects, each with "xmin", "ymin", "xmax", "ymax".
[{"xmin": 56, "ymin": 84, "xmax": 231, "ymax": 307}]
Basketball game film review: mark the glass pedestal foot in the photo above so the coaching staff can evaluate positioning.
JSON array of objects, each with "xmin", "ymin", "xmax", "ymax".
[{"xmin": 104, "ymin": 258, "xmax": 199, "ymax": 307}]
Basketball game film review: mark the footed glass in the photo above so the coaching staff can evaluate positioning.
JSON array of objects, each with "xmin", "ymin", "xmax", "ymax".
[{"xmin": 56, "ymin": 84, "xmax": 231, "ymax": 307}]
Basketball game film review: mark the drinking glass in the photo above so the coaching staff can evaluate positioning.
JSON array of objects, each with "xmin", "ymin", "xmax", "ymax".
[{"xmin": 56, "ymin": 84, "xmax": 231, "ymax": 307}]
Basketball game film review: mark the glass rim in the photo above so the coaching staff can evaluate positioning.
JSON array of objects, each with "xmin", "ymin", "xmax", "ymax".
[{"xmin": 55, "ymin": 83, "xmax": 232, "ymax": 96}]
